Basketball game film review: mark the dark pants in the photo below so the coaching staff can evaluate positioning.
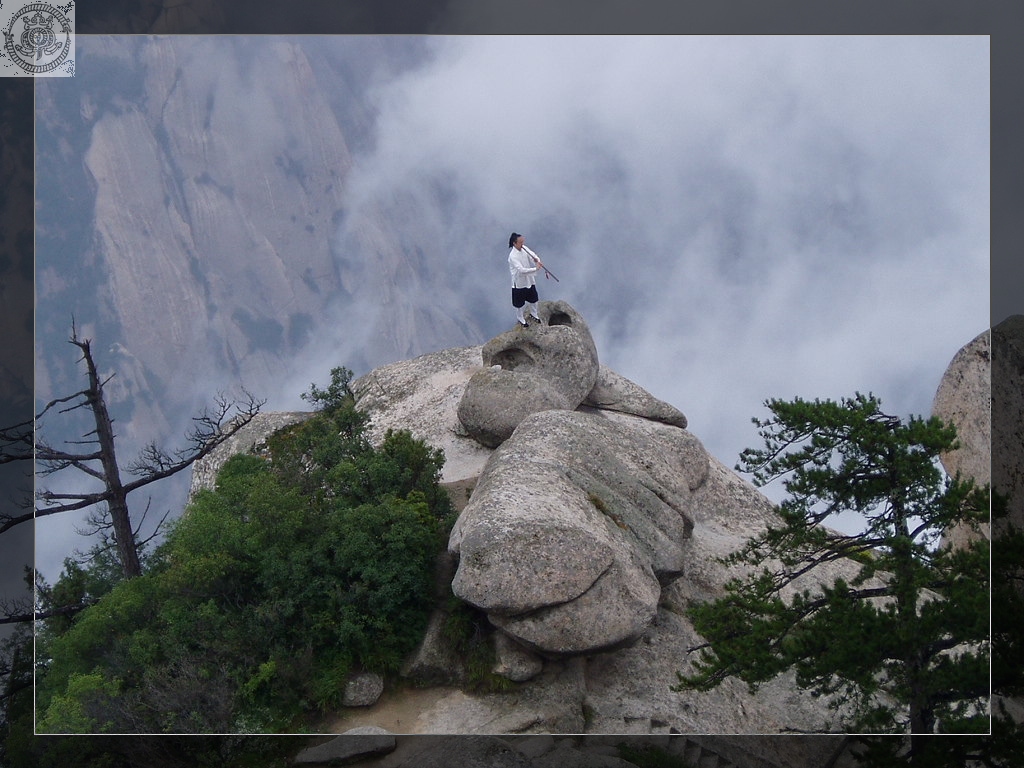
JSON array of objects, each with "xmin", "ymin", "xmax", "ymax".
[{"xmin": 512, "ymin": 285, "xmax": 539, "ymax": 308}]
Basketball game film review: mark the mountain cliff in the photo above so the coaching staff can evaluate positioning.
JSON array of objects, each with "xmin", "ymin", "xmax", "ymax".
[{"xmin": 35, "ymin": 36, "xmax": 483, "ymax": 450}]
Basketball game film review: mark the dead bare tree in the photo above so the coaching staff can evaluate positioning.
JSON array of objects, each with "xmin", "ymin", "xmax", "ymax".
[{"xmin": 33, "ymin": 325, "xmax": 265, "ymax": 579}]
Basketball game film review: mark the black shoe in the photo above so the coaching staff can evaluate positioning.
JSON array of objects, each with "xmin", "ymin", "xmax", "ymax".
[{"xmin": 518, "ymin": 321, "xmax": 529, "ymax": 328}]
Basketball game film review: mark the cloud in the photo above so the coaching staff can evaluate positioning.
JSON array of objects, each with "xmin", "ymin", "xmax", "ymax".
[
  {"xmin": 31, "ymin": 35, "xmax": 988, "ymax": 579},
  {"xmin": 334, "ymin": 35, "xmax": 989, "ymax": 479}
]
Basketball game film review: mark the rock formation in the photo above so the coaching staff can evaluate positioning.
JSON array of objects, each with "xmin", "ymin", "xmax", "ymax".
[
  {"xmin": 193, "ymin": 319, "xmax": 1007, "ymax": 764},
  {"xmin": 932, "ymin": 328, "xmax": 991, "ymax": 486},
  {"xmin": 931, "ymin": 327, "xmax": 991, "ymax": 548},
  {"xmin": 446, "ymin": 301, "xmax": 704, "ymax": 656},
  {"xmin": 190, "ymin": 300, "xmax": 864, "ymax": 738},
  {"xmin": 457, "ymin": 301, "xmax": 600, "ymax": 447},
  {"xmin": 449, "ymin": 409, "xmax": 702, "ymax": 656}
]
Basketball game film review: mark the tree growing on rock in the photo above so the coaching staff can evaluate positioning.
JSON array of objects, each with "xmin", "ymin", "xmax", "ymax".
[{"xmin": 675, "ymin": 393, "xmax": 989, "ymax": 760}]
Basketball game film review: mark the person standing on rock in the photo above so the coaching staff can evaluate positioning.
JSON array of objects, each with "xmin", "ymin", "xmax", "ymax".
[{"xmin": 508, "ymin": 232, "xmax": 544, "ymax": 328}]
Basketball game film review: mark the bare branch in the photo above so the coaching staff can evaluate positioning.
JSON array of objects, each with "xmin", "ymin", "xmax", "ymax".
[
  {"xmin": 76, "ymin": 504, "xmax": 115, "ymax": 537},
  {"xmin": 35, "ymin": 388, "xmax": 92, "ymax": 419},
  {"xmin": 121, "ymin": 389, "xmax": 265, "ymax": 490}
]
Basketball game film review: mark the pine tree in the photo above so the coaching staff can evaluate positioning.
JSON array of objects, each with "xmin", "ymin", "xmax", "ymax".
[{"xmin": 675, "ymin": 393, "xmax": 989, "ymax": 759}]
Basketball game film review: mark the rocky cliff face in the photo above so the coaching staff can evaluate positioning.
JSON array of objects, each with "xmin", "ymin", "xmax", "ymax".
[{"xmin": 35, "ymin": 36, "xmax": 479, "ymax": 450}]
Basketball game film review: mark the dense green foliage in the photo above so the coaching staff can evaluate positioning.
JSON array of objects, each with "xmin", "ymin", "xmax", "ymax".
[
  {"xmin": 675, "ymin": 394, "xmax": 989, "ymax": 756},
  {"xmin": 32, "ymin": 367, "xmax": 454, "ymax": 735}
]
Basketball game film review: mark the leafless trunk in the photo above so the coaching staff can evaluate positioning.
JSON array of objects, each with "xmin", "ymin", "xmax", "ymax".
[
  {"xmin": 76, "ymin": 335, "xmax": 142, "ymax": 578},
  {"xmin": 32, "ymin": 325, "xmax": 264, "ymax": 580}
]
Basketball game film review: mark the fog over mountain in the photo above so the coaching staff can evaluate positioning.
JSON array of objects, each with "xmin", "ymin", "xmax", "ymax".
[{"xmin": 34, "ymin": 35, "xmax": 988, "ymax": 580}]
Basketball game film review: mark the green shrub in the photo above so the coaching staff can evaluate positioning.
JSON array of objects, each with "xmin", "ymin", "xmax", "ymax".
[{"xmin": 35, "ymin": 370, "xmax": 454, "ymax": 732}]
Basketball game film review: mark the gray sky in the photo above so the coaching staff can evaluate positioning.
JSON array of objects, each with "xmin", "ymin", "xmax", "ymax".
[{"xmin": 33, "ymin": 35, "xmax": 989, "ymax": 577}]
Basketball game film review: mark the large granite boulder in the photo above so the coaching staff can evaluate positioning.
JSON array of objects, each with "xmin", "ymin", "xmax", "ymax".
[
  {"xmin": 457, "ymin": 368, "xmax": 573, "ymax": 449},
  {"xmin": 458, "ymin": 301, "xmax": 600, "ymax": 448},
  {"xmin": 343, "ymin": 672, "xmax": 385, "ymax": 707},
  {"xmin": 480, "ymin": 300, "xmax": 599, "ymax": 404},
  {"xmin": 449, "ymin": 408, "xmax": 705, "ymax": 656}
]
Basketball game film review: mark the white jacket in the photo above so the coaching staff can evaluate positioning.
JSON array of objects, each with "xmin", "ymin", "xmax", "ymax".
[{"xmin": 508, "ymin": 246, "xmax": 539, "ymax": 289}]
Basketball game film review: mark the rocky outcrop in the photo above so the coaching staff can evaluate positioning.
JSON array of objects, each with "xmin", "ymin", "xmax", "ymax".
[
  {"xmin": 351, "ymin": 301, "xmax": 703, "ymax": 658},
  {"xmin": 189, "ymin": 302, "xmax": 870, "ymax": 736},
  {"xmin": 932, "ymin": 328, "xmax": 990, "ymax": 491},
  {"xmin": 583, "ymin": 365, "xmax": 687, "ymax": 428},
  {"xmin": 932, "ymin": 328, "xmax": 991, "ymax": 549},
  {"xmin": 481, "ymin": 301, "xmax": 599, "ymax": 403},
  {"xmin": 457, "ymin": 301, "xmax": 601, "ymax": 447},
  {"xmin": 340, "ymin": 303, "xmax": 869, "ymax": 733},
  {"xmin": 457, "ymin": 367, "xmax": 573, "ymax": 449},
  {"xmin": 450, "ymin": 409, "xmax": 702, "ymax": 655}
]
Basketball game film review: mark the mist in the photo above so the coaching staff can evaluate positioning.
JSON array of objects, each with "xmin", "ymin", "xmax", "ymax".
[
  {"xmin": 321, "ymin": 35, "xmax": 989, "ymax": 470},
  {"xmin": 33, "ymin": 35, "xmax": 988, "ymax": 581}
]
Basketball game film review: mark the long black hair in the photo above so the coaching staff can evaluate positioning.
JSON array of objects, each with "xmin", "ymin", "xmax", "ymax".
[{"xmin": 508, "ymin": 232, "xmax": 521, "ymax": 248}]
